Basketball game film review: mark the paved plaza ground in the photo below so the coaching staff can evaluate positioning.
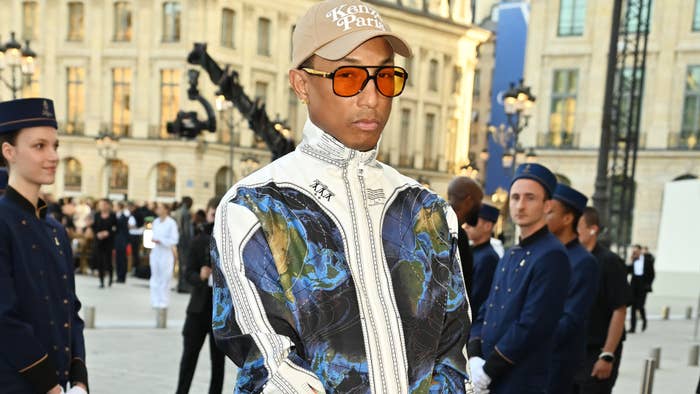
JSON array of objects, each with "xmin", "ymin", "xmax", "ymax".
[{"xmin": 76, "ymin": 273, "xmax": 700, "ymax": 393}]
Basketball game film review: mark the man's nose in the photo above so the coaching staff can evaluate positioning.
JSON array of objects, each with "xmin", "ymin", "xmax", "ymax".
[{"xmin": 357, "ymin": 77, "xmax": 379, "ymax": 107}]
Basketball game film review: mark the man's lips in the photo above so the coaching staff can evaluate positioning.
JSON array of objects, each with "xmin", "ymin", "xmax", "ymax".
[{"xmin": 353, "ymin": 119, "xmax": 380, "ymax": 131}]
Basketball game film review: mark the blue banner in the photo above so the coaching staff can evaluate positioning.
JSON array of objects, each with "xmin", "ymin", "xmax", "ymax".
[{"xmin": 485, "ymin": 2, "xmax": 529, "ymax": 195}]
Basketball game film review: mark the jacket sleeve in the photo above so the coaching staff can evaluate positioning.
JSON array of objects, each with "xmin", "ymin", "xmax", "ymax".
[
  {"xmin": 0, "ymin": 221, "xmax": 60, "ymax": 393},
  {"xmin": 430, "ymin": 208, "xmax": 470, "ymax": 391},
  {"xmin": 185, "ymin": 236, "xmax": 207, "ymax": 288},
  {"xmin": 553, "ymin": 254, "xmax": 599, "ymax": 349},
  {"xmin": 54, "ymin": 223, "xmax": 88, "ymax": 389},
  {"xmin": 212, "ymin": 199, "xmax": 323, "ymax": 394},
  {"xmin": 471, "ymin": 249, "xmax": 499, "ymax": 324},
  {"xmin": 483, "ymin": 249, "xmax": 571, "ymax": 380}
]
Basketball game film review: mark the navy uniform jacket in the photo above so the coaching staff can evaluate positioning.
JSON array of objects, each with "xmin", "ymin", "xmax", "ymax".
[
  {"xmin": 547, "ymin": 239, "xmax": 599, "ymax": 394},
  {"xmin": 469, "ymin": 226, "xmax": 570, "ymax": 394},
  {"xmin": 470, "ymin": 241, "xmax": 500, "ymax": 323},
  {"xmin": 0, "ymin": 187, "xmax": 87, "ymax": 393}
]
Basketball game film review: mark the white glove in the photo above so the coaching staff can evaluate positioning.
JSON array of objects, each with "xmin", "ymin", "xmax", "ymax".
[
  {"xmin": 468, "ymin": 357, "xmax": 492, "ymax": 390},
  {"xmin": 66, "ymin": 386, "xmax": 88, "ymax": 394}
]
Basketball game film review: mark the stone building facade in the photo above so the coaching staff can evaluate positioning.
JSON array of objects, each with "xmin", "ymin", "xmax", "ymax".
[{"xmin": 0, "ymin": 0, "xmax": 490, "ymax": 205}]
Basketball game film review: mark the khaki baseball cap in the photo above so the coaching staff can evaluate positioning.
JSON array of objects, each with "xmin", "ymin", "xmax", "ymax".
[{"xmin": 292, "ymin": 0, "xmax": 413, "ymax": 69}]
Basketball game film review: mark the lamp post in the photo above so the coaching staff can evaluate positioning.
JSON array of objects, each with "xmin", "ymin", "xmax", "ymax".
[
  {"xmin": 502, "ymin": 79, "xmax": 536, "ymax": 174},
  {"xmin": 95, "ymin": 130, "xmax": 120, "ymax": 197},
  {"xmin": 479, "ymin": 80, "xmax": 536, "ymax": 245},
  {"xmin": 0, "ymin": 32, "xmax": 37, "ymax": 99}
]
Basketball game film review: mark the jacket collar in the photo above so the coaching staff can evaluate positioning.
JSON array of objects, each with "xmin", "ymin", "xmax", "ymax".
[
  {"xmin": 472, "ymin": 240, "xmax": 493, "ymax": 251},
  {"xmin": 4, "ymin": 185, "xmax": 47, "ymax": 219},
  {"xmin": 298, "ymin": 118, "xmax": 379, "ymax": 167},
  {"xmin": 518, "ymin": 225, "xmax": 549, "ymax": 247},
  {"xmin": 565, "ymin": 238, "xmax": 581, "ymax": 249}
]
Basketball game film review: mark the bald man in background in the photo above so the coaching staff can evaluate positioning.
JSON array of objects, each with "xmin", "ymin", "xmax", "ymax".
[{"xmin": 447, "ymin": 176, "xmax": 484, "ymax": 293}]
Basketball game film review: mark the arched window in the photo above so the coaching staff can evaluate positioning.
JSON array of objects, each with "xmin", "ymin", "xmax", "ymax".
[
  {"xmin": 156, "ymin": 162, "xmax": 176, "ymax": 196},
  {"xmin": 672, "ymin": 173, "xmax": 698, "ymax": 181},
  {"xmin": 63, "ymin": 157, "xmax": 82, "ymax": 191},
  {"xmin": 215, "ymin": 166, "xmax": 232, "ymax": 197},
  {"xmin": 108, "ymin": 159, "xmax": 129, "ymax": 194}
]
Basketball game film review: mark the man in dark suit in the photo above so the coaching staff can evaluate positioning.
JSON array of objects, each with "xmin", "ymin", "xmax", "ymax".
[
  {"xmin": 627, "ymin": 244, "xmax": 655, "ymax": 333},
  {"xmin": 447, "ymin": 176, "xmax": 483, "ymax": 294},
  {"xmin": 175, "ymin": 197, "xmax": 224, "ymax": 394},
  {"xmin": 574, "ymin": 207, "xmax": 631, "ymax": 394}
]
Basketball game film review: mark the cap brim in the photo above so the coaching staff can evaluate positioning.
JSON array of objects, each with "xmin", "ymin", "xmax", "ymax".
[{"xmin": 315, "ymin": 30, "xmax": 412, "ymax": 61}]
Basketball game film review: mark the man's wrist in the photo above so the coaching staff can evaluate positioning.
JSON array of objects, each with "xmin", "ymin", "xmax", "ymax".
[{"xmin": 598, "ymin": 351, "xmax": 615, "ymax": 363}]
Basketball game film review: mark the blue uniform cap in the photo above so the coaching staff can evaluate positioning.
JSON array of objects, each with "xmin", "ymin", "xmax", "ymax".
[
  {"xmin": 553, "ymin": 183, "xmax": 588, "ymax": 215},
  {"xmin": 0, "ymin": 98, "xmax": 58, "ymax": 134},
  {"xmin": 478, "ymin": 203, "xmax": 500, "ymax": 223},
  {"xmin": 0, "ymin": 167, "xmax": 7, "ymax": 190},
  {"xmin": 510, "ymin": 163, "xmax": 557, "ymax": 197}
]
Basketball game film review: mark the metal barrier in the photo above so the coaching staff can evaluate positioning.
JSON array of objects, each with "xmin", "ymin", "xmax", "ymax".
[
  {"xmin": 84, "ymin": 306, "xmax": 95, "ymax": 329},
  {"xmin": 689, "ymin": 344, "xmax": 699, "ymax": 366},
  {"xmin": 639, "ymin": 358, "xmax": 655, "ymax": 394},
  {"xmin": 156, "ymin": 308, "xmax": 167, "ymax": 329},
  {"xmin": 661, "ymin": 306, "xmax": 670, "ymax": 320},
  {"xmin": 694, "ymin": 292, "xmax": 700, "ymax": 340},
  {"xmin": 648, "ymin": 347, "xmax": 661, "ymax": 369}
]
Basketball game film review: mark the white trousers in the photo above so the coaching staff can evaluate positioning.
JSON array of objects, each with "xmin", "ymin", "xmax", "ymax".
[{"xmin": 149, "ymin": 248, "xmax": 174, "ymax": 308}]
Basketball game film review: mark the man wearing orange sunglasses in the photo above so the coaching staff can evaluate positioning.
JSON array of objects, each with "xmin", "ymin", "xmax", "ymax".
[{"xmin": 212, "ymin": 0, "xmax": 473, "ymax": 392}]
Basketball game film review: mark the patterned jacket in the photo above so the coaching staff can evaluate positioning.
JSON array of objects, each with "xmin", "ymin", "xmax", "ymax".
[{"xmin": 212, "ymin": 120, "xmax": 472, "ymax": 393}]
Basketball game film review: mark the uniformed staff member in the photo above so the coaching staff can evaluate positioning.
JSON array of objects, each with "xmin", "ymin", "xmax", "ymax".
[
  {"xmin": 447, "ymin": 176, "xmax": 484, "ymax": 293},
  {"xmin": 546, "ymin": 184, "xmax": 599, "ymax": 394},
  {"xmin": 0, "ymin": 98, "xmax": 88, "ymax": 393},
  {"xmin": 468, "ymin": 163, "xmax": 571, "ymax": 394},
  {"xmin": 465, "ymin": 203, "xmax": 501, "ymax": 323},
  {"xmin": 573, "ymin": 207, "xmax": 630, "ymax": 394}
]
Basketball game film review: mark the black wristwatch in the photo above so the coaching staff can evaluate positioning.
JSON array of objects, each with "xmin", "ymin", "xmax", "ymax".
[{"xmin": 598, "ymin": 352, "xmax": 615, "ymax": 363}]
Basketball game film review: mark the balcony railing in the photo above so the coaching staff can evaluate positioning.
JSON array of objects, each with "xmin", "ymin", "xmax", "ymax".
[
  {"xmin": 537, "ymin": 132, "xmax": 580, "ymax": 149},
  {"xmin": 148, "ymin": 125, "xmax": 176, "ymax": 139},
  {"xmin": 58, "ymin": 121, "xmax": 85, "ymax": 136},
  {"xmin": 667, "ymin": 132, "xmax": 700, "ymax": 150}
]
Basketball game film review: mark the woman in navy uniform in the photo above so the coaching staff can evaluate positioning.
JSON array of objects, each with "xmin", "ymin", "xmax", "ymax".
[
  {"xmin": 468, "ymin": 163, "xmax": 571, "ymax": 394},
  {"xmin": 0, "ymin": 98, "xmax": 88, "ymax": 394},
  {"xmin": 545, "ymin": 184, "xmax": 600, "ymax": 394}
]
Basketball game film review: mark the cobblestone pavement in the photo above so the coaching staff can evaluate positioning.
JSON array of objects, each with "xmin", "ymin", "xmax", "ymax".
[{"xmin": 76, "ymin": 273, "xmax": 700, "ymax": 393}]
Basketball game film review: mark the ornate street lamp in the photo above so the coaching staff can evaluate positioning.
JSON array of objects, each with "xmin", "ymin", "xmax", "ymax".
[
  {"xmin": 95, "ymin": 130, "xmax": 120, "ymax": 195},
  {"xmin": 0, "ymin": 32, "xmax": 38, "ymax": 99},
  {"xmin": 502, "ymin": 79, "xmax": 536, "ymax": 173}
]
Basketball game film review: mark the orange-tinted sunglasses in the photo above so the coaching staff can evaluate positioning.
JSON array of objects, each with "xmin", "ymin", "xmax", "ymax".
[{"xmin": 302, "ymin": 65, "xmax": 408, "ymax": 98}]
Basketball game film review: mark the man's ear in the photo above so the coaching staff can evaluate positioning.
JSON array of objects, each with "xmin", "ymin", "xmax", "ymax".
[
  {"xmin": 289, "ymin": 69, "xmax": 309, "ymax": 104},
  {"xmin": 543, "ymin": 198, "xmax": 553, "ymax": 214}
]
